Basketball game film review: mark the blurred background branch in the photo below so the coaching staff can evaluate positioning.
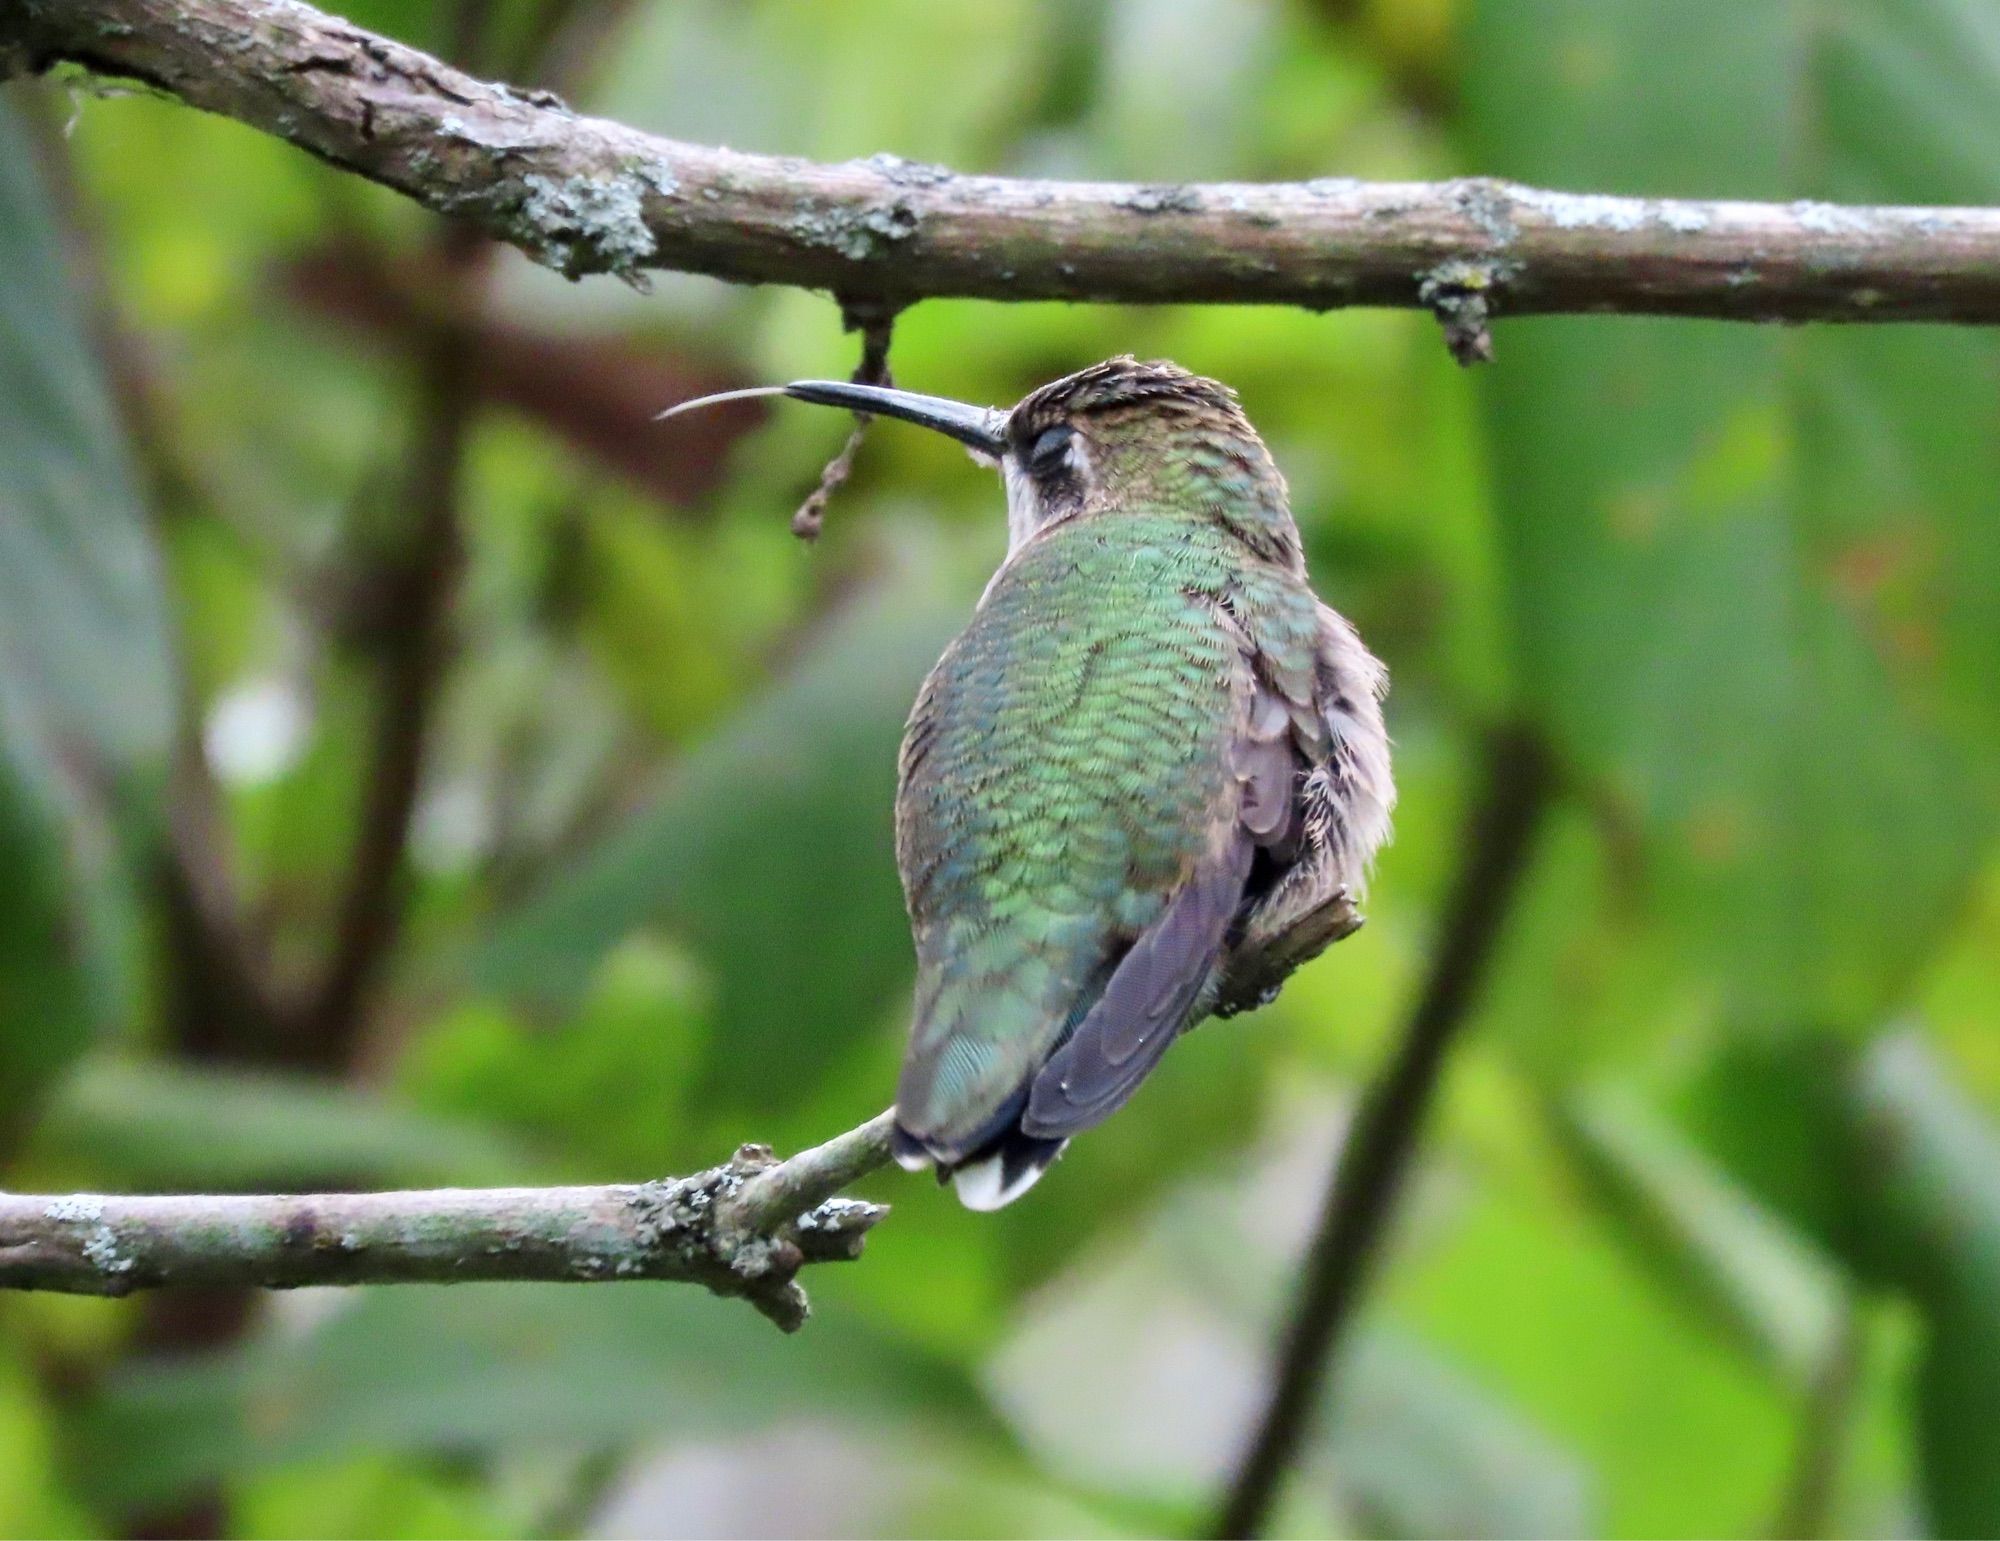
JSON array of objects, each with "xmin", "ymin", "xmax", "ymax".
[
  {"xmin": 1213, "ymin": 724, "xmax": 1557, "ymax": 1537},
  {"xmin": 298, "ymin": 217, "xmax": 488, "ymax": 1064},
  {"xmin": 13, "ymin": 0, "xmax": 2000, "ymax": 322}
]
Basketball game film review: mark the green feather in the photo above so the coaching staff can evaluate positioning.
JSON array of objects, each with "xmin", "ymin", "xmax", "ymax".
[{"xmin": 893, "ymin": 508, "xmax": 1319, "ymax": 1147}]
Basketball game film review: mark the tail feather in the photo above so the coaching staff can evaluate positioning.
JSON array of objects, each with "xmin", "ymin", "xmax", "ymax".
[
  {"xmin": 892, "ymin": 1113, "xmax": 1066, "ymax": 1210},
  {"xmin": 889, "ymin": 1124, "xmax": 934, "ymax": 1174},
  {"xmin": 950, "ymin": 1129, "xmax": 1067, "ymax": 1210},
  {"xmin": 1022, "ymin": 838, "xmax": 1253, "ymax": 1140},
  {"xmin": 894, "ymin": 843, "xmax": 1254, "ymax": 1205}
]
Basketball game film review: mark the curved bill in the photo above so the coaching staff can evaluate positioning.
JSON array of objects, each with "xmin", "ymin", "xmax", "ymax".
[{"xmin": 656, "ymin": 380, "xmax": 1007, "ymax": 456}]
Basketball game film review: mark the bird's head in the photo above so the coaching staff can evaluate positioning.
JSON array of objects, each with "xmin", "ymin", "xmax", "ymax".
[{"xmin": 659, "ymin": 356, "xmax": 1301, "ymax": 566}]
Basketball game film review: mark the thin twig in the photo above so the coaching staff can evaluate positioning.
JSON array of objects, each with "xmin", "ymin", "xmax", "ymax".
[
  {"xmin": 0, "ymin": 1111, "xmax": 898, "ymax": 1332},
  {"xmin": 12, "ymin": 0, "xmax": 2000, "ymax": 323},
  {"xmin": 729, "ymin": 1110, "xmax": 897, "ymax": 1232},
  {"xmin": 1211, "ymin": 726, "xmax": 1557, "ymax": 1538},
  {"xmin": 790, "ymin": 302, "xmax": 898, "ymax": 540}
]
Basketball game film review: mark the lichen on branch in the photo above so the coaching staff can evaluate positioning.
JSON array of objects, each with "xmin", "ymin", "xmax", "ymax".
[
  {"xmin": 0, "ymin": 1112, "xmax": 898, "ymax": 1331},
  {"xmin": 12, "ymin": 0, "xmax": 2000, "ymax": 323}
]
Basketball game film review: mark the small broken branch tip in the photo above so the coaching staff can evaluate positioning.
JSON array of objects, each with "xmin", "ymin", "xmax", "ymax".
[{"xmin": 1419, "ymin": 258, "xmax": 1508, "ymax": 366}]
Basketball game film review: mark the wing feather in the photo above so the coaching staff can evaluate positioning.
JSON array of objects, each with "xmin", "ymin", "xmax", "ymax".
[{"xmin": 1021, "ymin": 835, "xmax": 1253, "ymax": 1138}]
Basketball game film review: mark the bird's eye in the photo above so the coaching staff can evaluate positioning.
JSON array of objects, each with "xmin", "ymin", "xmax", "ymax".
[{"xmin": 1028, "ymin": 425, "xmax": 1073, "ymax": 474}]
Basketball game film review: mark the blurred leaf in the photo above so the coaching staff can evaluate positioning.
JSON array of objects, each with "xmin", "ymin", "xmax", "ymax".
[
  {"xmin": 82, "ymin": 1282, "xmax": 997, "ymax": 1512},
  {"xmin": 477, "ymin": 543, "xmax": 969, "ymax": 1109},
  {"xmin": 1474, "ymin": 805, "xmax": 1708, "ymax": 1082},
  {"xmin": 586, "ymin": 1419, "xmax": 1138, "ymax": 1541},
  {"xmin": 1328, "ymin": 1328, "xmax": 1593, "ymax": 1540},
  {"xmin": 1673, "ymin": 1033, "xmax": 1855, "ymax": 1259},
  {"xmin": 399, "ymin": 939, "xmax": 708, "ymax": 1177},
  {"xmin": 0, "ymin": 100, "xmax": 172, "ymax": 1136},
  {"xmin": 1389, "ymin": 1115, "xmax": 1798, "ymax": 1535},
  {"xmin": 0, "ymin": 1344, "xmax": 93, "ymax": 1536},
  {"xmin": 1465, "ymin": 0, "xmax": 2000, "ymax": 1027},
  {"xmin": 987, "ymin": 1119, "xmax": 1592, "ymax": 1536},
  {"xmin": 1548, "ymin": 1087, "xmax": 1844, "ymax": 1387},
  {"xmin": 1842, "ymin": 1033, "xmax": 2000, "ymax": 1538},
  {"xmin": 234, "ymin": 1454, "xmax": 511, "ymax": 1541},
  {"xmin": 1089, "ymin": 0, "xmax": 1290, "ymax": 180},
  {"xmin": 23, "ymin": 1058, "xmax": 533, "ymax": 1190},
  {"xmin": 1913, "ymin": 852, "xmax": 2000, "ymax": 1111},
  {"xmin": 597, "ymin": 0, "xmax": 1042, "ymax": 167},
  {"xmin": 0, "ymin": 105, "xmax": 172, "ymax": 766},
  {"xmin": 1684, "ymin": 1030, "xmax": 2000, "ymax": 1535},
  {"xmin": 986, "ymin": 1218, "xmax": 1276, "ymax": 1510},
  {"xmin": 0, "ymin": 749, "xmax": 120, "ymax": 1140}
]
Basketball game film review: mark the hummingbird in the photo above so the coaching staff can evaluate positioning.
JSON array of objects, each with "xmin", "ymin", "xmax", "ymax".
[{"xmin": 660, "ymin": 358, "xmax": 1393, "ymax": 1208}]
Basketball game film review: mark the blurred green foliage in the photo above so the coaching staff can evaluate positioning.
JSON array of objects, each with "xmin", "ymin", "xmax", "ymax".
[
  {"xmin": 3, "ymin": 0, "xmax": 1999, "ymax": 1536},
  {"xmin": 0, "ymin": 97, "xmax": 169, "ymax": 1148}
]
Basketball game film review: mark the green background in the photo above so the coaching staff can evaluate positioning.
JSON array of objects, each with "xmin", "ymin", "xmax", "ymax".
[{"xmin": 3, "ymin": 0, "xmax": 1999, "ymax": 1534}]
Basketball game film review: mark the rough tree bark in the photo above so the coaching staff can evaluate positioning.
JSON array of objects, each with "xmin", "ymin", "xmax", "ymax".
[
  {"xmin": 0, "ymin": 1113, "xmax": 897, "ymax": 1331},
  {"xmin": 10, "ymin": 0, "xmax": 2000, "ymax": 329}
]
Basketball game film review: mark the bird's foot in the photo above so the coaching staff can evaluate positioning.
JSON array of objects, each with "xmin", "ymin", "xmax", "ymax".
[{"xmin": 1212, "ymin": 886, "xmax": 1365, "ymax": 1018}]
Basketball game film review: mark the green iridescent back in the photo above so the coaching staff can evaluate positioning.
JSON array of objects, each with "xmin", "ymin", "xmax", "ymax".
[{"xmin": 893, "ymin": 505, "xmax": 1319, "ymax": 1146}]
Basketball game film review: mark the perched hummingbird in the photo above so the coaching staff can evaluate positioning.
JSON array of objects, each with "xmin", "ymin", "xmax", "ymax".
[{"xmin": 662, "ymin": 359, "xmax": 1393, "ymax": 1208}]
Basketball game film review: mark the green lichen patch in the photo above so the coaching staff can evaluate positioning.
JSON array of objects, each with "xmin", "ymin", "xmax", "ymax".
[
  {"xmin": 511, "ymin": 168, "xmax": 659, "ymax": 281},
  {"xmin": 789, "ymin": 198, "xmax": 921, "ymax": 263}
]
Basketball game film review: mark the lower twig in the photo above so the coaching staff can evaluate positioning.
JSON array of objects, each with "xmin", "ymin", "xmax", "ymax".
[
  {"xmin": 1211, "ymin": 725, "xmax": 1556, "ymax": 1537},
  {"xmin": 0, "ymin": 1110, "xmax": 898, "ymax": 1333}
]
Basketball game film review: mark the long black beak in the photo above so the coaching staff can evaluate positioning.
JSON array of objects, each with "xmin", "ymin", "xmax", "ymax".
[{"xmin": 656, "ymin": 381, "xmax": 1007, "ymax": 456}]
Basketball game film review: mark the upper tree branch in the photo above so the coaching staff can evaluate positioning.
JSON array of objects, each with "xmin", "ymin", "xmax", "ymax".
[
  {"xmin": 14, "ymin": 0, "xmax": 2000, "ymax": 323},
  {"xmin": 0, "ymin": 1111, "xmax": 898, "ymax": 1332}
]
